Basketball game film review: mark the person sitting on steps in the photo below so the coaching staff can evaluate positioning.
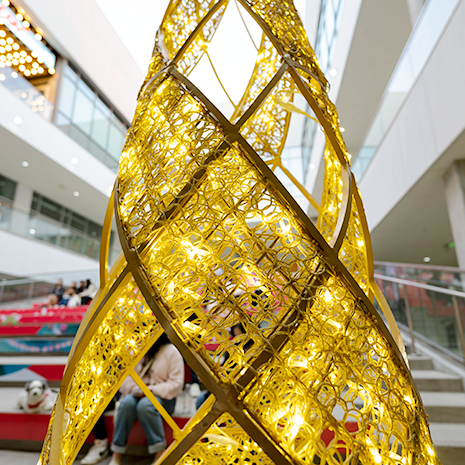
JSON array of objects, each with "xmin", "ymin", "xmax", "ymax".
[{"xmin": 109, "ymin": 333, "xmax": 184, "ymax": 465}]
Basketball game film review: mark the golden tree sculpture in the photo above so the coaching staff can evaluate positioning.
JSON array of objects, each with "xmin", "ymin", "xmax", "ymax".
[{"xmin": 38, "ymin": 1, "xmax": 441, "ymax": 464}]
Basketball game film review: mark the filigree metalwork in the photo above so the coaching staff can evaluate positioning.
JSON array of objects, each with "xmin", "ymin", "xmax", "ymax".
[{"xmin": 38, "ymin": 1, "xmax": 440, "ymax": 465}]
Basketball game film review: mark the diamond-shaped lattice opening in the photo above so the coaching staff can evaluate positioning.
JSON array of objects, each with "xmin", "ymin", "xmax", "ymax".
[{"xmin": 178, "ymin": 413, "xmax": 275, "ymax": 465}]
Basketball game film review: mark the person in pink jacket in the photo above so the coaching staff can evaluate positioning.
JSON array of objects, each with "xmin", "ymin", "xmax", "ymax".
[{"xmin": 109, "ymin": 334, "xmax": 184, "ymax": 465}]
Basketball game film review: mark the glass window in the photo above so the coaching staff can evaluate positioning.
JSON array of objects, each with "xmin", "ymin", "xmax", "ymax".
[
  {"xmin": 31, "ymin": 193, "xmax": 41, "ymax": 212},
  {"xmin": 0, "ymin": 174, "xmax": 17, "ymax": 201},
  {"xmin": 88, "ymin": 220, "xmax": 102, "ymax": 238},
  {"xmin": 107, "ymin": 122, "xmax": 125, "ymax": 161},
  {"xmin": 37, "ymin": 196, "xmax": 64, "ymax": 222},
  {"xmin": 325, "ymin": 1, "xmax": 335, "ymax": 43},
  {"xmin": 70, "ymin": 212, "xmax": 88, "ymax": 233},
  {"xmin": 56, "ymin": 63, "xmax": 129, "ymax": 170},
  {"xmin": 69, "ymin": 124, "xmax": 91, "ymax": 150},
  {"xmin": 78, "ymin": 79, "xmax": 96, "ymax": 102},
  {"xmin": 92, "ymin": 104, "xmax": 110, "ymax": 149},
  {"xmin": 88, "ymin": 140, "xmax": 107, "ymax": 163},
  {"xmin": 55, "ymin": 112, "xmax": 72, "ymax": 135},
  {"xmin": 58, "ymin": 76, "xmax": 76, "ymax": 119},
  {"xmin": 65, "ymin": 65, "xmax": 79, "ymax": 83},
  {"xmin": 73, "ymin": 88, "xmax": 94, "ymax": 136}
]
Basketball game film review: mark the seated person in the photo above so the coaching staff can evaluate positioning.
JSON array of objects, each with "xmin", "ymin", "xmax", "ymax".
[
  {"xmin": 49, "ymin": 278, "xmax": 65, "ymax": 304},
  {"xmin": 109, "ymin": 334, "xmax": 184, "ymax": 465},
  {"xmin": 66, "ymin": 288, "xmax": 82, "ymax": 307},
  {"xmin": 80, "ymin": 279, "xmax": 98, "ymax": 305},
  {"xmin": 47, "ymin": 294, "xmax": 60, "ymax": 307}
]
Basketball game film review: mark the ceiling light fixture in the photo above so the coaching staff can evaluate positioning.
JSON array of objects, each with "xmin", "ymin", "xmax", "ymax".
[
  {"xmin": 29, "ymin": 228, "xmax": 36, "ymax": 235},
  {"xmin": 71, "ymin": 157, "xmax": 79, "ymax": 165},
  {"xmin": 14, "ymin": 116, "xmax": 22, "ymax": 124},
  {"xmin": 309, "ymin": 163, "xmax": 316, "ymax": 170},
  {"xmin": 329, "ymin": 68, "xmax": 338, "ymax": 76},
  {"xmin": 423, "ymin": 256, "xmax": 431, "ymax": 263},
  {"xmin": 73, "ymin": 191, "xmax": 80, "ymax": 197},
  {"xmin": 21, "ymin": 160, "xmax": 29, "ymax": 167}
]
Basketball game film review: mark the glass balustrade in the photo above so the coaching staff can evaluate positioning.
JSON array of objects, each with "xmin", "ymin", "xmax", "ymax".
[
  {"xmin": 0, "ymin": 65, "xmax": 54, "ymax": 119},
  {"xmin": 375, "ymin": 261, "xmax": 465, "ymax": 293},
  {"xmin": 0, "ymin": 200, "xmax": 120, "ymax": 266},
  {"xmin": 376, "ymin": 275, "xmax": 465, "ymax": 361}
]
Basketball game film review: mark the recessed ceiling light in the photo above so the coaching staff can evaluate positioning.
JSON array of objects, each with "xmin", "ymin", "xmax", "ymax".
[
  {"xmin": 340, "ymin": 127, "xmax": 345, "ymax": 132},
  {"xmin": 309, "ymin": 164, "xmax": 316, "ymax": 170},
  {"xmin": 14, "ymin": 116, "xmax": 22, "ymax": 124},
  {"xmin": 71, "ymin": 157, "xmax": 78, "ymax": 165},
  {"xmin": 21, "ymin": 161, "xmax": 29, "ymax": 167},
  {"xmin": 423, "ymin": 256, "xmax": 431, "ymax": 263},
  {"xmin": 329, "ymin": 68, "xmax": 338, "ymax": 76},
  {"xmin": 73, "ymin": 191, "xmax": 80, "ymax": 197},
  {"xmin": 29, "ymin": 228, "xmax": 36, "ymax": 235}
]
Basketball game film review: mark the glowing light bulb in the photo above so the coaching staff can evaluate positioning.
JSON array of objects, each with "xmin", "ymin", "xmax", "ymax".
[{"xmin": 34, "ymin": 33, "xmax": 42, "ymax": 41}]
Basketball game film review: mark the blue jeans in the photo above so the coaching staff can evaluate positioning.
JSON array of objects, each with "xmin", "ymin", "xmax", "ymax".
[
  {"xmin": 195, "ymin": 391, "xmax": 210, "ymax": 410},
  {"xmin": 111, "ymin": 394, "xmax": 175, "ymax": 454}
]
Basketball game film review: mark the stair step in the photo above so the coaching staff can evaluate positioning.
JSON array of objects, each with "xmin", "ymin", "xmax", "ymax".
[
  {"xmin": 430, "ymin": 423, "xmax": 465, "ymax": 465},
  {"xmin": 421, "ymin": 392, "xmax": 465, "ymax": 422},
  {"xmin": 411, "ymin": 370, "xmax": 464, "ymax": 392},
  {"xmin": 408, "ymin": 354, "xmax": 434, "ymax": 371}
]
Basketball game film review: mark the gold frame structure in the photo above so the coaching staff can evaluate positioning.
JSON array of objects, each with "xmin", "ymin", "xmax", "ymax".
[{"xmin": 38, "ymin": 1, "xmax": 441, "ymax": 464}]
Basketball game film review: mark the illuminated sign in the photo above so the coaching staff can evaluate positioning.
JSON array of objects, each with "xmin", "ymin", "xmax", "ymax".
[{"xmin": 0, "ymin": 4, "xmax": 55, "ymax": 69}]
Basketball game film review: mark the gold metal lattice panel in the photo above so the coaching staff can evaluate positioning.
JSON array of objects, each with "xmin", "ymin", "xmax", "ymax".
[{"xmin": 38, "ymin": 1, "xmax": 441, "ymax": 465}]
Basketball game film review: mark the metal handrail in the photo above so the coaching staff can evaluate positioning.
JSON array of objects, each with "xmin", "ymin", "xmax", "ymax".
[
  {"xmin": 375, "ymin": 273, "xmax": 465, "ymax": 298},
  {"xmin": 374, "ymin": 260, "xmax": 465, "ymax": 274},
  {"xmin": 0, "ymin": 271, "xmax": 99, "ymax": 287},
  {"xmin": 376, "ymin": 273, "xmax": 465, "ymax": 361}
]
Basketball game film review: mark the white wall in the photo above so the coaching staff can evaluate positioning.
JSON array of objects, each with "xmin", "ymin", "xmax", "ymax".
[
  {"xmin": 0, "ymin": 83, "xmax": 115, "ymax": 226},
  {"xmin": 0, "ymin": 229, "xmax": 98, "ymax": 276},
  {"xmin": 14, "ymin": 0, "xmax": 144, "ymax": 122},
  {"xmin": 359, "ymin": 0, "xmax": 465, "ymax": 230}
]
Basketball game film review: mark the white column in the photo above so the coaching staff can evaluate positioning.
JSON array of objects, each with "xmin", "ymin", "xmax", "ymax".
[
  {"xmin": 10, "ymin": 183, "xmax": 33, "ymax": 236},
  {"xmin": 444, "ymin": 160, "xmax": 465, "ymax": 269}
]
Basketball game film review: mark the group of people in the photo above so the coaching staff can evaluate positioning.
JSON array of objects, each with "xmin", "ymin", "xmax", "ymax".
[
  {"xmin": 81, "ymin": 324, "xmax": 248, "ymax": 465},
  {"xmin": 49, "ymin": 278, "xmax": 98, "ymax": 307}
]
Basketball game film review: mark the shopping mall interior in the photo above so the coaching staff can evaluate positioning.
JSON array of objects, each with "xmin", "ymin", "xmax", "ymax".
[{"xmin": 1, "ymin": 0, "xmax": 465, "ymax": 464}]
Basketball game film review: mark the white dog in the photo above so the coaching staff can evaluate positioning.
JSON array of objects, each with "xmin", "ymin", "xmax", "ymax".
[{"xmin": 17, "ymin": 380, "xmax": 55, "ymax": 413}]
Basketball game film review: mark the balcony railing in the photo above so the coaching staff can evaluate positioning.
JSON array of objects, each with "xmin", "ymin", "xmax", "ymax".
[
  {"xmin": 0, "ymin": 268, "xmax": 99, "ymax": 305},
  {"xmin": 376, "ymin": 273, "xmax": 465, "ymax": 362},
  {"xmin": 0, "ymin": 65, "xmax": 54, "ymax": 119},
  {"xmin": 374, "ymin": 260, "xmax": 465, "ymax": 293},
  {"xmin": 0, "ymin": 200, "xmax": 120, "ymax": 263}
]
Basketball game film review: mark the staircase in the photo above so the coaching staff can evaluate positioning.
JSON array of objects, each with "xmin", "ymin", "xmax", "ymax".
[{"xmin": 409, "ymin": 353, "xmax": 465, "ymax": 464}]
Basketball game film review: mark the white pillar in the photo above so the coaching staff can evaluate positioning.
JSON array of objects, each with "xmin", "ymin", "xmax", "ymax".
[
  {"xmin": 10, "ymin": 183, "xmax": 33, "ymax": 236},
  {"xmin": 444, "ymin": 160, "xmax": 465, "ymax": 269}
]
